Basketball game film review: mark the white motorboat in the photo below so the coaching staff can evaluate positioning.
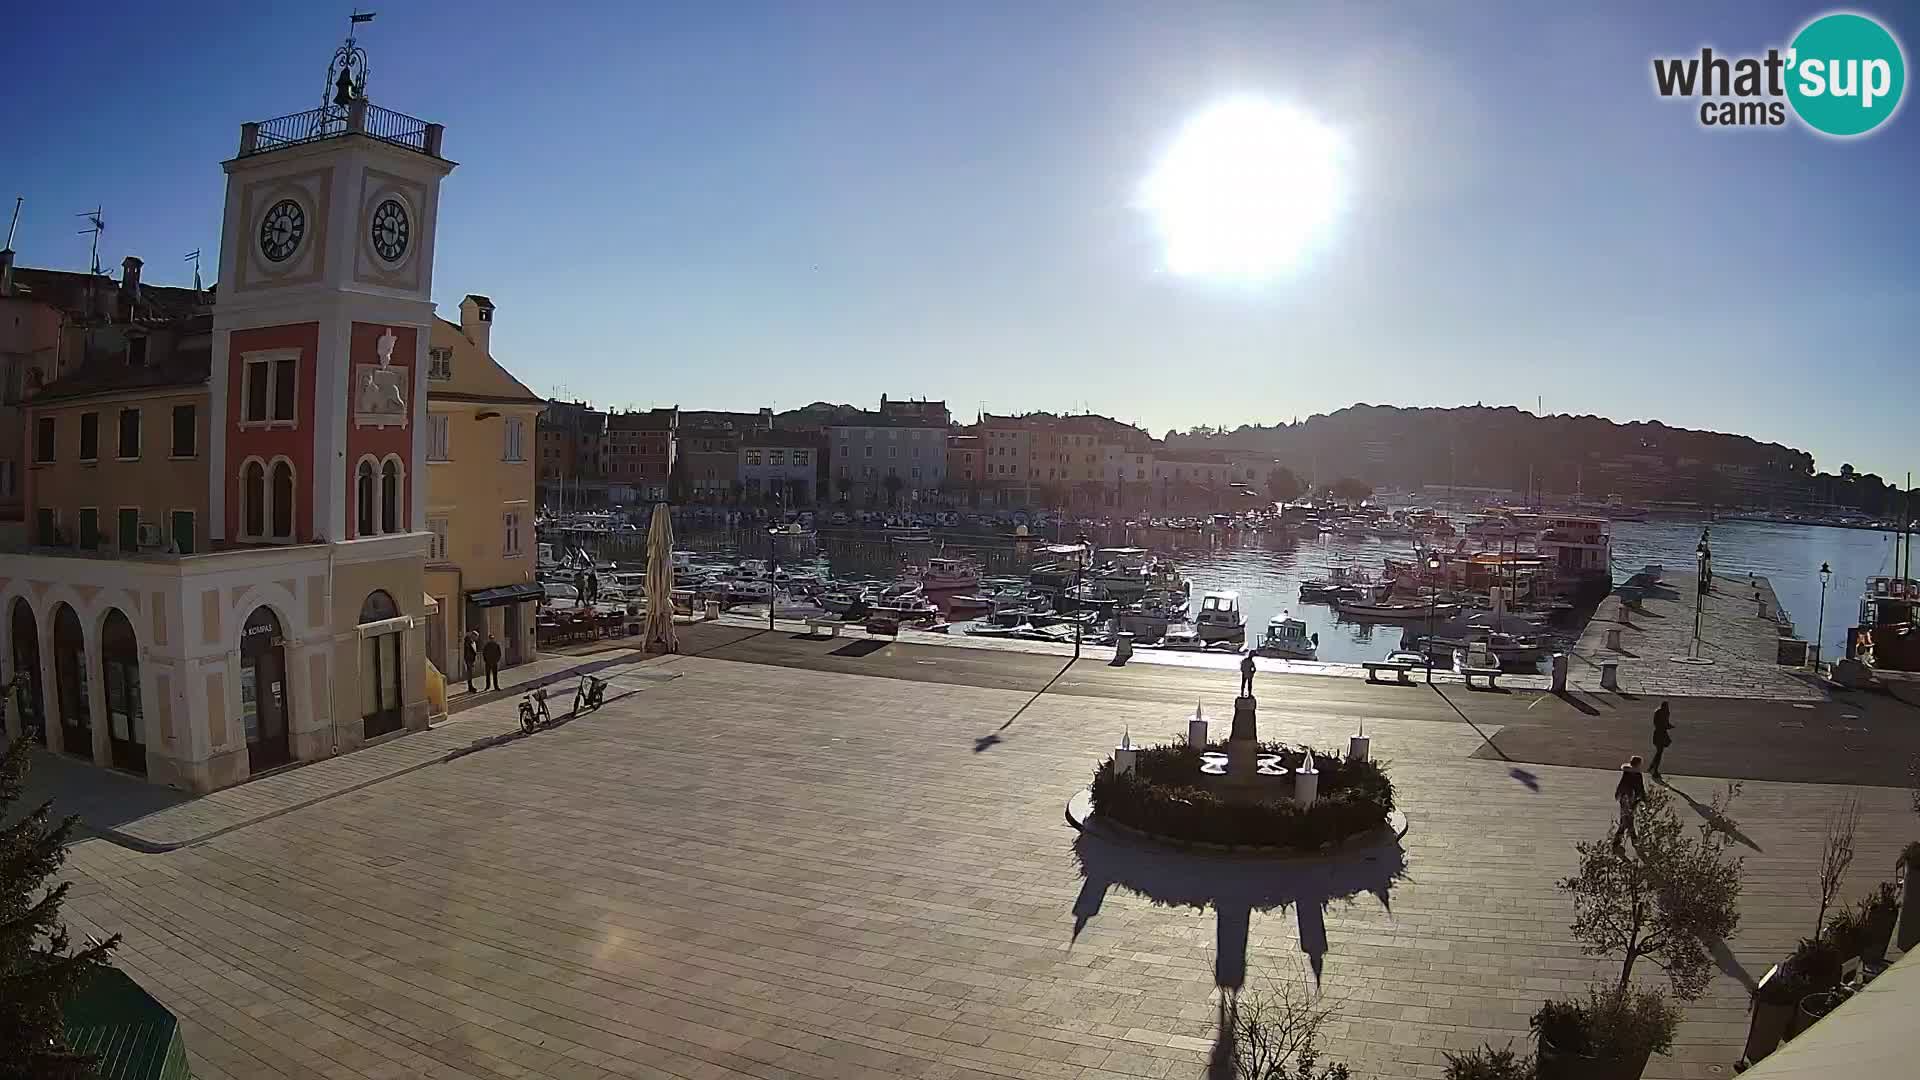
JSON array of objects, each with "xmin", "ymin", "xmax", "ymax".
[
  {"xmin": 1193, "ymin": 590, "xmax": 1247, "ymax": 641},
  {"xmin": 1254, "ymin": 614, "xmax": 1318, "ymax": 659},
  {"xmin": 943, "ymin": 594, "xmax": 994, "ymax": 618}
]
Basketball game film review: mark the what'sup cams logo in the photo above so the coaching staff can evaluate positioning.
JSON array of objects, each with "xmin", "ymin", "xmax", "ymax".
[{"xmin": 1652, "ymin": 10, "xmax": 1906, "ymax": 136}]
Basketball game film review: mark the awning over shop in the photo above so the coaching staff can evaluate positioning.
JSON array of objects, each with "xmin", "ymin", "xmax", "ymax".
[{"xmin": 466, "ymin": 583, "xmax": 545, "ymax": 608}]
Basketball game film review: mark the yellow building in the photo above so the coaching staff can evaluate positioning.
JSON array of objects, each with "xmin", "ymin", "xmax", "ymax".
[{"xmin": 422, "ymin": 295, "xmax": 544, "ymax": 681}]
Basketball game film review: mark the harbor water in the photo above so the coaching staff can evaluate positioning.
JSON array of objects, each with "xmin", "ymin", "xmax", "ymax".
[{"xmin": 585, "ymin": 518, "xmax": 1906, "ymax": 665}]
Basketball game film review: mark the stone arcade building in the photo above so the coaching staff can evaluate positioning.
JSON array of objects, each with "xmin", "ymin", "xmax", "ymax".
[{"xmin": 1, "ymin": 49, "xmax": 453, "ymax": 792}]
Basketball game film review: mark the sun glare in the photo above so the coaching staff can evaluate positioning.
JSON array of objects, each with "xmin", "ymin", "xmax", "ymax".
[{"xmin": 1139, "ymin": 97, "xmax": 1345, "ymax": 280}]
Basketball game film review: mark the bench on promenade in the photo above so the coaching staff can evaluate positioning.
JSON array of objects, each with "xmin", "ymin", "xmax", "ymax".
[
  {"xmin": 1460, "ymin": 665, "xmax": 1502, "ymax": 690},
  {"xmin": 804, "ymin": 617, "xmax": 841, "ymax": 638},
  {"xmin": 1363, "ymin": 661, "xmax": 1414, "ymax": 684}
]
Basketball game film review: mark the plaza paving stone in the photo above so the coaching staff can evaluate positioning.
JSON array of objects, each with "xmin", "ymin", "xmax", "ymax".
[{"xmin": 52, "ymin": 652, "xmax": 1920, "ymax": 1079}]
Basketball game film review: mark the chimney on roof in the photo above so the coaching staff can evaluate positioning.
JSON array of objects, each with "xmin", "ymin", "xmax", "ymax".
[
  {"xmin": 0, "ymin": 247, "xmax": 13, "ymax": 297},
  {"xmin": 759, "ymin": 407, "xmax": 773, "ymax": 430},
  {"xmin": 460, "ymin": 294, "xmax": 495, "ymax": 354},
  {"xmin": 120, "ymin": 256, "xmax": 143, "ymax": 315}
]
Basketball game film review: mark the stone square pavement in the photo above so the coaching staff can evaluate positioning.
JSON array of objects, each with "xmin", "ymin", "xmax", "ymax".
[{"xmin": 51, "ymin": 653, "xmax": 1919, "ymax": 1079}]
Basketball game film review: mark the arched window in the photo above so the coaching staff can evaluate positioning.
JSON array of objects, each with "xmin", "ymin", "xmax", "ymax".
[
  {"xmin": 270, "ymin": 460, "xmax": 294, "ymax": 540},
  {"xmin": 380, "ymin": 459, "xmax": 400, "ymax": 534},
  {"xmin": 359, "ymin": 590, "xmax": 398, "ymax": 622},
  {"xmin": 242, "ymin": 460, "xmax": 266, "ymax": 538},
  {"xmin": 356, "ymin": 460, "xmax": 376, "ymax": 537}
]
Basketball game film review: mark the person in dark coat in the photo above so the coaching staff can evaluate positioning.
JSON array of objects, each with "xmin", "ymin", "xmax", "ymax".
[
  {"xmin": 461, "ymin": 630, "xmax": 480, "ymax": 693},
  {"xmin": 1612, "ymin": 755, "xmax": 1648, "ymax": 848},
  {"xmin": 1239, "ymin": 652, "xmax": 1257, "ymax": 697},
  {"xmin": 482, "ymin": 635, "xmax": 503, "ymax": 692},
  {"xmin": 1649, "ymin": 701, "xmax": 1673, "ymax": 780}
]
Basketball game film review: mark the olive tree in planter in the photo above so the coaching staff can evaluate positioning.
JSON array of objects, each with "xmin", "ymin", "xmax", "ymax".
[
  {"xmin": 1559, "ymin": 789, "xmax": 1745, "ymax": 1001},
  {"xmin": 1551, "ymin": 789, "xmax": 1742, "ymax": 1079}
]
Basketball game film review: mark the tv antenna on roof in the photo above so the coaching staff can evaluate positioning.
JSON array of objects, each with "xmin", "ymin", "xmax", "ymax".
[
  {"xmin": 4, "ymin": 197, "xmax": 21, "ymax": 250},
  {"xmin": 184, "ymin": 250, "xmax": 204, "ymax": 294},
  {"xmin": 76, "ymin": 207, "xmax": 105, "ymax": 275}
]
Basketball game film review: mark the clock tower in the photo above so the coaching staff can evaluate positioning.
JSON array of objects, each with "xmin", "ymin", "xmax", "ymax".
[{"xmin": 210, "ymin": 30, "xmax": 454, "ymax": 547}]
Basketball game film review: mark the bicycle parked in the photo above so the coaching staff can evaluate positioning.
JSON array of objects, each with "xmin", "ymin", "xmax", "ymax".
[
  {"xmin": 572, "ymin": 674, "xmax": 609, "ymax": 716},
  {"xmin": 517, "ymin": 687, "xmax": 554, "ymax": 734}
]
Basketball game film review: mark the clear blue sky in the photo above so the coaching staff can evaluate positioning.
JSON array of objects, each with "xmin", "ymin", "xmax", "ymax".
[{"xmin": 5, "ymin": 2, "xmax": 1915, "ymax": 478}]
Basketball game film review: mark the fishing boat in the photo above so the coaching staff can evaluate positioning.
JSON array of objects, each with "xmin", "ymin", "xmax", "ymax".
[
  {"xmin": 1193, "ymin": 590, "xmax": 1247, "ymax": 641},
  {"xmin": 1254, "ymin": 614, "xmax": 1318, "ymax": 659},
  {"xmin": 1299, "ymin": 566, "xmax": 1375, "ymax": 602},
  {"xmin": 917, "ymin": 557, "xmax": 980, "ymax": 591},
  {"xmin": 1333, "ymin": 598, "xmax": 1462, "ymax": 621}
]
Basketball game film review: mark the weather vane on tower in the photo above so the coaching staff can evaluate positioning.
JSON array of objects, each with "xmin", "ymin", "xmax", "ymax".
[{"xmin": 326, "ymin": 10, "xmax": 377, "ymax": 112}]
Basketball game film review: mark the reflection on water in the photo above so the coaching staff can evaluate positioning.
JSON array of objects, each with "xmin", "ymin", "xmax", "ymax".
[{"xmin": 614, "ymin": 518, "xmax": 1908, "ymax": 664}]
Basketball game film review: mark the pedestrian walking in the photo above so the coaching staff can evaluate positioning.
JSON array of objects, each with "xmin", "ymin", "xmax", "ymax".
[
  {"xmin": 1649, "ymin": 700, "xmax": 1673, "ymax": 780},
  {"xmin": 482, "ymin": 635, "xmax": 503, "ymax": 692},
  {"xmin": 1612, "ymin": 755, "xmax": 1648, "ymax": 849},
  {"xmin": 461, "ymin": 630, "xmax": 480, "ymax": 693},
  {"xmin": 1239, "ymin": 651, "xmax": 1256, "ymax": 697}
]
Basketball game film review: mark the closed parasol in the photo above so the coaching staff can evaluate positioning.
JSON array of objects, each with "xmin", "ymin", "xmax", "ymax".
[{"xmin": 643, "ymin": 503, "xmax": 678, "ymax": 653}]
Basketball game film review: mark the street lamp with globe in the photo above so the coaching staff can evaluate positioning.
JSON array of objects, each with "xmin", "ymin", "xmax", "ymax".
[
  {"xmin": 1074, "ymin": 532, "xmax": 1092, "ymax": 659},
  {"xmin": 1424, "ymin": 553, "xmax": 1443, "ymax": 682},
  {"xmin": 1815, "ymin": 561, "xmax": 1833, "ymax": 667}
]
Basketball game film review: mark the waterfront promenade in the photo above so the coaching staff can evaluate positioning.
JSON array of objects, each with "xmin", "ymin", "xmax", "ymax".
[{"xmin": 43, "ymin": 629, "xmax": 1920, "ymax": 1080}]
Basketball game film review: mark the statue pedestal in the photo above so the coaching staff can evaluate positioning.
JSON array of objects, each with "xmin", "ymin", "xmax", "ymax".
[
  {"xmin": 1230, "ymin": 695, "xmax": 1258, "ymax": 741},
  {"xmin": 1223, "ymin": 695, "xmax": 1263, "ymax": 803}
]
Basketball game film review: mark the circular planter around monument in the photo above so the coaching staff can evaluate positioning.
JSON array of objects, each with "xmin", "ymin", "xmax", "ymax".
[{"xmin": 1536, "ymin": 1040, "xmax": 1653, "ymax": 1080}]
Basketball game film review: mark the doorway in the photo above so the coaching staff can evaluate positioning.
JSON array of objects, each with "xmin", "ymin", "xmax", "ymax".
[
  {"xmin": 241, "ymin": 607, "xmax": 292, "ymax": 772},
  {"xmin": 359, "ymin": 590, "xmax": 404, "ymax": 740},
  {"xmin": 504, "ymin": 601, "xmax": 524, "ymax": 665},
  {"xmin": 9, "ymin": 600, "xmax": 46, "ymax": 745},
  {"xmin": 51, "ymin": 604, "xmax": 90, "ymax": 759},
  {"xmin": 100, "ymin": 609, "xmax": 145, "ymax": 775}
]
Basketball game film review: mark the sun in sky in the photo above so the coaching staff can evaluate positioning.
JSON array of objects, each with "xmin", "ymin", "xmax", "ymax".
[{"xmin": 1139, "ymin": 96, "xmax": 1346, "ymax": 280}]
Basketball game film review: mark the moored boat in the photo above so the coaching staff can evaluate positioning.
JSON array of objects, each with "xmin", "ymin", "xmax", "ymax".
[
  {"xmin": 1193, "ymin": 590, "xmax": 1247, "ymax": 641},
  {"xmin": 1254, "ymin": 613, "xmax": 1318, "ymax": 659}
]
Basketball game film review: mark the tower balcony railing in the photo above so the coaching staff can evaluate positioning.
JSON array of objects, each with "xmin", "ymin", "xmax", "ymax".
[{"xmin": 240, "ymin": 100, "xmax": 444, "ymax": 159}]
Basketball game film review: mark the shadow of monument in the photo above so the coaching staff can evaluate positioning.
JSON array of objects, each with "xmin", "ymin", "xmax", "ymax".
[{"xmin": 1069, "ymin": 827, "xmax": 1406, "ymax": 991}]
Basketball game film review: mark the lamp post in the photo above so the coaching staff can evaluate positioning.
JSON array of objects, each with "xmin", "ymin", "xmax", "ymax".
[
  {"xmin": 1691, "ymin": 539, "xmax": 1710, "ymax": 657},
  {"xmin": 766, "ymin": 525, "xmax": 778, "ymax": 631},
  {"xmin": 1424, "ymin": 553, "xmax": 1442, "ymax": 683},
  {"xmin": 1074, "ymin": 531, "xmax": 1091, "ymax": 660},
  {"xmin": 1815, "ymin": 561, "xmax": 1832, "ymax": 667}
]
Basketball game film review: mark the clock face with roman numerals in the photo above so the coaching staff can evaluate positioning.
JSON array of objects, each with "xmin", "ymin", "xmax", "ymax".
[
  {"xmin": 370, "ymin": 199, "xmax": 410, "ymax": 262},
  {"xmin": 259, "ymin": 199, "xmax": 305, "ymax": 263}
]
